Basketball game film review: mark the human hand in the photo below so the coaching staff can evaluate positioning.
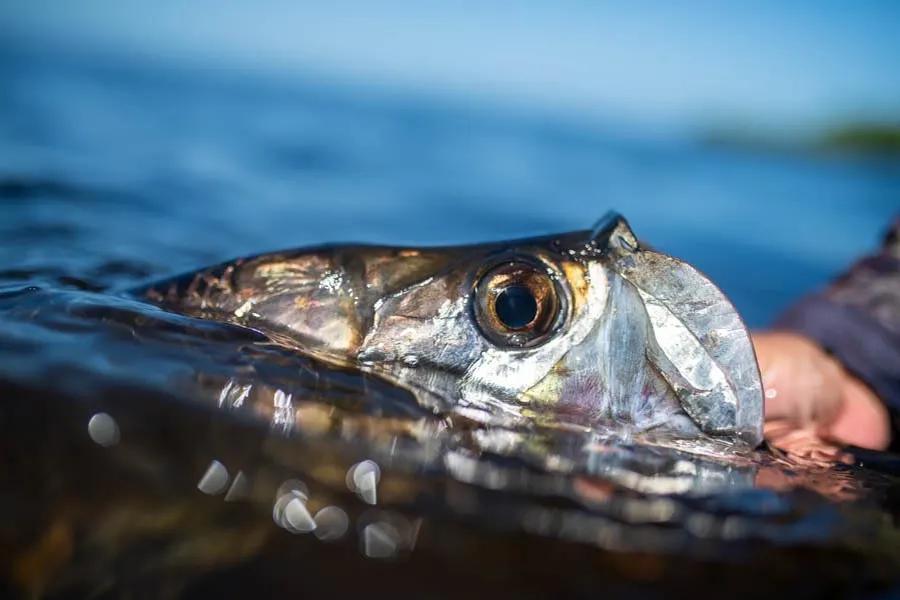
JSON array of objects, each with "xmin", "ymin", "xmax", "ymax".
[{"xmin": 752, "ymin": 331, "xmax": 890, "ymax": 452}]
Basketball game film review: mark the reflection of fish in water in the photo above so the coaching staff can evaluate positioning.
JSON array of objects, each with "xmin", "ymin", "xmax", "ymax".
[{"xmin": 141, "ymin": 213, "xmax": 763, "ymax": 446}]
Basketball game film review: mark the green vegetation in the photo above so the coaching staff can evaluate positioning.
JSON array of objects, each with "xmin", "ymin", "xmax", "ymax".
[
  {"xmin": 700, "ymin": 121, "xmax": 900, "ymax": 160},
  {"xmin": 820, "ymin": 123, "xmax": 900, "ymax": 156}
]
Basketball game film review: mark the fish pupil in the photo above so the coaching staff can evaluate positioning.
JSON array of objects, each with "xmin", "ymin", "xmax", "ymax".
[{"xmin": 494, "ymin": 285, "xmax": 538, "ymax": 329}]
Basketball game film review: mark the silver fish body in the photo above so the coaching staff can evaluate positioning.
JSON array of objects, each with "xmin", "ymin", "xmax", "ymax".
[{"xmin": 141, "ymin": 214, "xmax": 763, "ymax": 446}]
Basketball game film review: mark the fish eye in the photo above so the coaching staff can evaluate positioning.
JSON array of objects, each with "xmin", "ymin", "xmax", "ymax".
[{"xmin": 473, "ymin": 260, "xmax": 565, "ymax": 348}]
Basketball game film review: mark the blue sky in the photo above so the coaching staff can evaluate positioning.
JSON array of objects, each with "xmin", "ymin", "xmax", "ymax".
[{"xmin": 2, "ymin": 1, "xmax": 899, "ymax": 131}]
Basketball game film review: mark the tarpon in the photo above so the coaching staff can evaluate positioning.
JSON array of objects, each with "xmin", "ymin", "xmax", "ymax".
[{"xmin": 139, "ymin": 214, "xmax": 763, "ymax": 446}]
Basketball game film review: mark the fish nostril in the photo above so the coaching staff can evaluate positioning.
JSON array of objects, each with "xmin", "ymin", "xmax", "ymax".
[{"xmin": 495, "ymin": 285, "xmax": 538, "ymax": 329}]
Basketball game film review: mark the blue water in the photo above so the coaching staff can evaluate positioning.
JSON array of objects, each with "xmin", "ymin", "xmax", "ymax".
[{"xmin": 0, "ymin": 42, "xmax": 897, "ymax": 328}]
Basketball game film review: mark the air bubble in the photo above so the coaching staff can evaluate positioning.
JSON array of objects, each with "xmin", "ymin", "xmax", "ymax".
[
  {"xmin": 314, "ymin": 506, "xmax": 350, "ymax": 541},
  {"xmin": 346, "ymin": 460, "xmax": 381, "ymax": 505},
  {"xmin": 88, "ymin": 412, "xmax": 120, "ymax": 447},
  {"xmin": 197, "ymin": 460, "xmax": 229, "ymax": 495}
]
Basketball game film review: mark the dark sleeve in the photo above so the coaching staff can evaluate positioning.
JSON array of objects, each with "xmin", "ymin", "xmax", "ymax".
[{"xmin": 774, "ymin": 216, "xmax": 900, "ymax": 443}]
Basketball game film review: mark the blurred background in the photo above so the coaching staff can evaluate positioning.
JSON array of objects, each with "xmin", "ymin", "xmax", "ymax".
[{"xmin": 1, "ymin": 1, "xmax": 897, "ymax": 326}]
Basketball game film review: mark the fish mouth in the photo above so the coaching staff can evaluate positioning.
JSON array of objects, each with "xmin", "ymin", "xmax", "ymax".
[{"xmin": 595, "ymin": 214, "xmax": 764, "ymax": 447}]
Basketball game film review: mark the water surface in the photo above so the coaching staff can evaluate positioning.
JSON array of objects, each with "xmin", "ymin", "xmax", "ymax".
[{"xmin": 1, "ymin": 42, "xmax": 899, "ymax": 599}]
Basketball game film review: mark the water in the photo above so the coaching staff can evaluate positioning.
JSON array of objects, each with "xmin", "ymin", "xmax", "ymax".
[{"xmin": 1, "ymin": 42, "xmax": 899, "ymax": 598}]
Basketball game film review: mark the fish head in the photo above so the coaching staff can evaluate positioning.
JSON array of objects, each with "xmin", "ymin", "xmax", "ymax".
[{"xmin": 357, "ymin": 214, "xmax": 763, "ymax": 446}]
